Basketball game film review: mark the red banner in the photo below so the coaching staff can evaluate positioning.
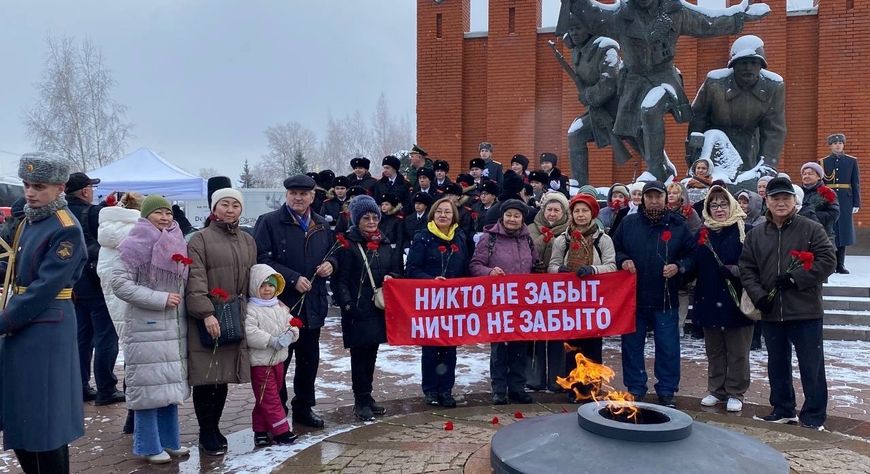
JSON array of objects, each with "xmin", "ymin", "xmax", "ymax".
[{"xmin": 384, "ymin": 271, "xmax": 637, "ymax": 346}]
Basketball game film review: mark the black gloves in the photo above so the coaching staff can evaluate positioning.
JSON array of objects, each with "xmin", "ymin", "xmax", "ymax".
[
  {"xmin": 576, "ymin": 266, "xmax": 595, "ymax": 278},
  {"xmin": 775, "ymin": 273, "xmax": 796, "ymax": 290},
  {"xmin": 719, "ymin": 265, "xmax": 739, "ymax": 279},
  {"xmin": 754, "ymin": 296, "xmax": 774, "ymax": 314}
]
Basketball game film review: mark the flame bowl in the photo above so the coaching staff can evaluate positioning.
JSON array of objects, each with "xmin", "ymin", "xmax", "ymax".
[
  {"xmin": 490, "ymin": 404, "xmax": 789, "ymax": 474},
  {"xmin": 577, "ymin": 401, "xmax": 692, "ymax": 442}
]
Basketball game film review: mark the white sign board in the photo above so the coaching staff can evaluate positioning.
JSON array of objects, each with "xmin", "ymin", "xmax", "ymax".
[{"xmin": 179, "ymin": 188, "xmax": 287, "ymax": 228}]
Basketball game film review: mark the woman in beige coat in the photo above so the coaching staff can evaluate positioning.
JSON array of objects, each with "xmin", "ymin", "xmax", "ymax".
[{"xmin": 185, "ymin": 188, "xmax": 256, "ymax": 456}]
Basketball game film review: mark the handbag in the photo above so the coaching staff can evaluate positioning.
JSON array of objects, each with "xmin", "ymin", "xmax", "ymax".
[
  {"xmin": 198, "ymin": 295, "xmax": 244, "ymax": 348},
  {"xmin": 358, "ymin": 243, "xmax": 385, "ymax": 310},
  {"xmin": 739, "ymin": 291, "xmax": 762, "ymax": 321}
]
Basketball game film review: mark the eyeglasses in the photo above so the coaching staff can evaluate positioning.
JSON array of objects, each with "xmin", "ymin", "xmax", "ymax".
[
  {"xmin": 361, "ymin": 215, "xmax": 380, "ymax": 222},
  {"xmin": 709, "ymin": 203, "xmax": 729, "ymax": 211}
]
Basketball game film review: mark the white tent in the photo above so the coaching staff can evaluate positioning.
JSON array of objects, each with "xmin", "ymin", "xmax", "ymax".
[{"xmin": 88, "ymin": 147, "xmax": 207, "ymax": 200}]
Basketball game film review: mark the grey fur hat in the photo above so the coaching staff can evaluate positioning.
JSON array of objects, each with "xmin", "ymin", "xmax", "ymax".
[
  {"xmin": 349, "ymin": 194, "xmax": 381, "ymax": 226},
  {"xmin": 18, "ymin": 152, "xmax": 70, "ymax": 184}
]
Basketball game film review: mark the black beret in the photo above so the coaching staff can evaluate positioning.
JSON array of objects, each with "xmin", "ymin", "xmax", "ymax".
[
  {"xmin": 413, "ymin": 192, "xmax": 435, "ymax": 207},
  {"xmin": 411, "ymin": 144, "xmax": 428, "ymax": 156},
  {"xmin": 332, "ymin": 176, "xmax": 350, "ymax": 188},
  {"xmin": 350, "ymin": 157, "xmax": 371, "ymax": 169},
  {"xmin": 382, "ymin": 155, "xmax": 401, "ymax": 170},
  {"xmin": 480, "ymin": 180, "xmax": 499, "ymax": 196},
  {"xmin": 539, "ymin": 152, "xmax": 558, "ymax": 165},
  {"xmin": 528, "ymin": 171, "xmax": 549, "ymax": 184},
  {"xmin": 283, "ymin": 174, "xmax": 317, "ymax": 190},
  {"xmin": 433, "ymin": 160, "xmax": 450, "ymax": 172},
  {"xmin": 444, "ymin": 183, "xmax": 463, "ymax": 196},
  {"xmin": 417, "ymin": 167, "xmax": 435, "ymax": 181},
  {"xmin": 469, "ymin": 158, "xmax": 486, "ymax": 170},
  {"xmin": 511, "ymin": 154, "xmax": 529, "ymax": 170},
  {"xmin": 455, "ymin": 173, "xmax": 475, "ymax": 186},
  {"xmin": 379, "ymin": 193, "xmax": 401, "ymax": 206},
  {"xmin": 347, "ymin": 186, "xmax": 369, "ymax": 197}
]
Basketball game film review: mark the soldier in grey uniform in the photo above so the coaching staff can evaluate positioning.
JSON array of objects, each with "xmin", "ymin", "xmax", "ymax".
[
  {"xmin": 821, "ymin": 133, "xmax": 861, "ymax": 273},
  {"xmin": 0, "ymin": 153, "xmax": 88, "ymax": 473},
  {"xmin": 688, "ymin": 35, "xmax": 786, "ymax": 171}
]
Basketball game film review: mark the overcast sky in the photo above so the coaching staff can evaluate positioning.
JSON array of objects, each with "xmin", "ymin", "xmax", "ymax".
[{"xmin": 1, "ymin": 0, "xmax": 773, "ymax": 178}]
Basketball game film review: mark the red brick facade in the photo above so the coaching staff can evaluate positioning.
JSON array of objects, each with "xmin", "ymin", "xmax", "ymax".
[{"xmin": 417, "ymin": 0, "xmax": 870, "ymax": 225}]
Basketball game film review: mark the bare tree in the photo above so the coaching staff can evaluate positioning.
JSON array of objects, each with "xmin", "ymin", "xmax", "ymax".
[
  {"xmin": 25, "ymin": 35, "xmax": 133, "ymax": 171},
  {"xmin": 371, "ymin": 93, "xmax": 413, "ymax": 160},
  {"xmin": 258, "ymin": 121, "xmax": 318, "ymax": 179},
  {"xmin": 198, "ymin": 167, "xmax": 220, "ymax": 179}
]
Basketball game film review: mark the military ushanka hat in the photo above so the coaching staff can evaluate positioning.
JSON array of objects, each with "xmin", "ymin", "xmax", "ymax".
[{"xmin": 18, "ymin": 152, "xmax": 70, "ymax": 184}]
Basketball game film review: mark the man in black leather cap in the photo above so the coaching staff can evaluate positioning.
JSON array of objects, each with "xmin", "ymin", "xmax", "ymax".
[{"xmin": 66, "ymin": 171, "xmax": 125, "ymax": 406}]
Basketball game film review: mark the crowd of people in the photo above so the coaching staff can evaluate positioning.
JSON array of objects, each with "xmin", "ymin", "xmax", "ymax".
[{"xmin": 0, "ymin": 134, "xmax": 857, "ymax": 471}]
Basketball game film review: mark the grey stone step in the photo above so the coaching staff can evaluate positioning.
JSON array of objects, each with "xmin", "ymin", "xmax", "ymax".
[
  {"xmin": 823, "ymin": 286, "xmax": 870, "ymax": 297},
  {"xmin": 823, "ymin": 325, "xmax": 870, "ymax": 342},
  {"xmin": 824, "ymin": 309, "xmax": 870, "ymax": 326},
  {"xmin": 823, "ymin": 296, "xmax": 870, "ymax": 311}
]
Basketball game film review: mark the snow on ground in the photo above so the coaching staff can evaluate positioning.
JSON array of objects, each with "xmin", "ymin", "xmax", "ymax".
[{"xmin": 827, "ymin": 256, "xmax": 870, "ymax": 287}]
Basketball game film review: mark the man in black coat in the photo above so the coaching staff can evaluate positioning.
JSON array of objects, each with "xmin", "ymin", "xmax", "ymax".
[
  {"xmin": 253, "ymin": 174, "xmax": 337, "ymax": 428},
  {"xmin": 374, "ymin": 155, "xmax": 411, "ymax": 207},
  {"xmin": 433, "ymin": 160, "xmax": 452, "ymax": 194},
  {"xmin": 320, "ymin": 176, "xmax": 350, "ymax": 230},
  {"xmin": 66, "ymin": 172, "xmax": 124, "ymax": 406},
  {"xmin": 403, "ymin": 192, "xmax": 434, "ymax": 251},
  {"xmin": 347, "ymin": 157, "xmax": 378, "ymax": 194},
  {"xmin": 820, "ymin": 133, "xmax": 861, "ymax": 273}
]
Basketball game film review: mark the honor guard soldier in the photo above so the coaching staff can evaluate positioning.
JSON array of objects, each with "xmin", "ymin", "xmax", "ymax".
[
  {"xmin": 478, "ymin": 142, "xmax": 504, "ymax": 188},
  {"xmin": 820, "ymin": 133, "xmax": 861, "ymax": 273},
  {"xmin": 1, "ymin": 152, "xmax": 88, "ymax": 473}
]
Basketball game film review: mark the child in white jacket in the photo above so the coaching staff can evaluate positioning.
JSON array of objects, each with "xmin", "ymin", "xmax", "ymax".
[{"xmin": 245, "ymin": 264, "xmax": 300, "ymax": 446}]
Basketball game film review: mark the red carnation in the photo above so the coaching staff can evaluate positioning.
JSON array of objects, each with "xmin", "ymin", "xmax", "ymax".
[
  {"xmin": 443, "ymin": 421, "xmax": 454, "ymax": 431},
  {"xmin": 491, "ymin": 416, "xmax": 500, "ymax": 425},
  {"xmin": 610, "ymin": 201, "xmax": 621, "ymax": 211},
  {"xmin": 571, "ymin": 230, "xmax": 582, "ymax": 241},
  {"xmin": 661, "ymin": 230, "xmax": 672, "ymax": 242},
  {"xmin": 514, "ymin": 411, "xmax": 524, "ymax": 419},
  {"xmin": 438, "ymin": 245, "xmax": 447, "ymax": 254},
  {"xmin": 681, "ymin": 204, "xmax": 693, "ymax": 218},
  {"xmin": 450, "ymin": 243, "xmax": 460, "ymax": 253},
  {"xmin": 209, "ymin": 288, "xmax": 229, "ymax": 301},
  {"xmin": 818, "ymin": 185, "xmax": 836, "ymax": 204},
  {"xmin": 182, "ymin": 257, "xmax": 193, "ymax": 265},
  {"xmin": 106, "ymin": 194, "xmax": 117, "ymax": 206},
  {"xmin": 570, "ymin": 242, "xmax": 581, "ymax": 251},
  {"xmin": 471, "ymin": 211, "xmax": 479, "ymax": 220},
  {"xmin": 171, "ymin": 253, "xmax": 185, "ymax": 263},
  {"xmin": 790, "ymin": 250, "xmax": 815, "ymax": 271},
  {"xmin": 366, "ymin": 241, "xmax": 380, "ymax": 252},
  {"xmin": 697, "ymin": 227, "xmax": 709, "ymax": 246},
  {"xmin": 289, "ymin": 317, "xmax": 304, "ymax": 328},
  {"xmin": 336, "ymin": 233, "xmax": 351, "ymax": 249}
]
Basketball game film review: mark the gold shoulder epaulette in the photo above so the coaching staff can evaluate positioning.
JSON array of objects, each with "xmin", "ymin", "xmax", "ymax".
[
  {"xmin": 55, "ymin": 209, "xmax": 76, "ymax": 228},
  {"xmin": 492, "ymin": 160, "xmax": 502, "ymax": 165}
]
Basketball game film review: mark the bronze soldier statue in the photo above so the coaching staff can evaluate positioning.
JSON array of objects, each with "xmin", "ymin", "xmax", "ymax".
[
  {"xmin": 687, "ymin": 35, "xmax": 786, "ymax": 172},
  {"xmin": 554, "ymin": 7, "xmax": 635, "ymax": 186},
  {"xmin": 566, "ymin": 0, "xmax": 769, "ymax": 181}
]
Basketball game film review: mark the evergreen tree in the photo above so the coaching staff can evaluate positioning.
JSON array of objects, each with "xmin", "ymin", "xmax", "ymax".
[{"xmin": 239, "ymin": 159, "xmax": 256, "ymax": 188}]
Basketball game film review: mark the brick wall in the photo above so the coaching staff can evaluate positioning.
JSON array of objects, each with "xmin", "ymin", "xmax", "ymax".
[{"xmin": 417, "ymin": 0, "xmax": 870, "ymax": 225}]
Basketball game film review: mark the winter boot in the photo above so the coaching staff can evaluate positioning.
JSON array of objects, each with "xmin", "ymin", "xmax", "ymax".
[{"xmin": 122, "ymin": 410, "xmax": 134, "ymax": 434}]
